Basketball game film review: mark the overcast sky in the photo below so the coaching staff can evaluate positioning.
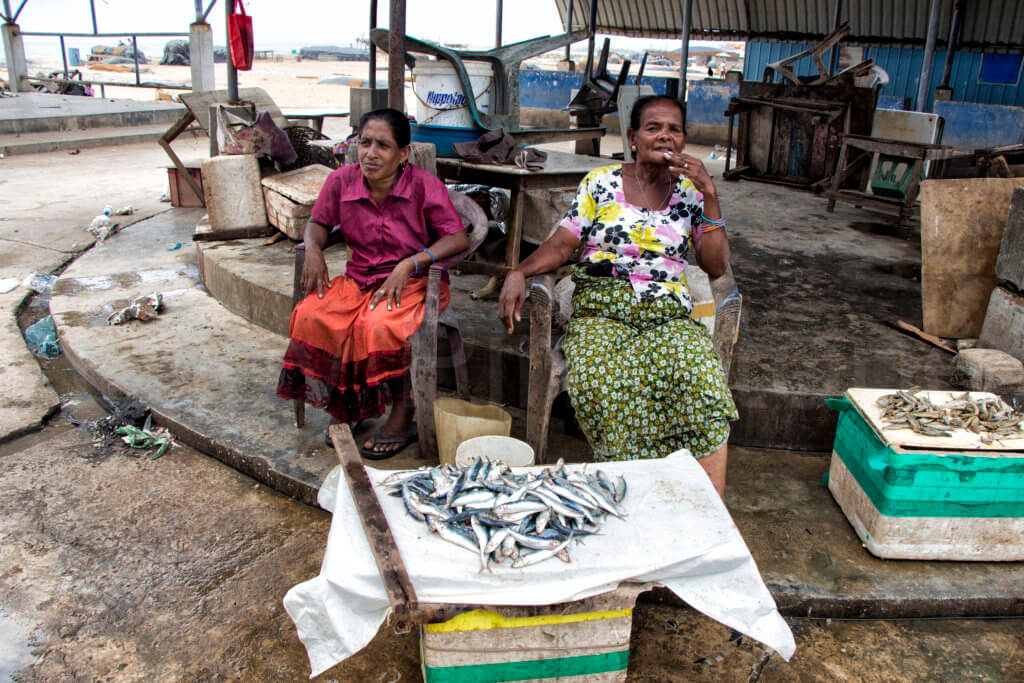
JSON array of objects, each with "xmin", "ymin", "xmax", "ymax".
[{"xmin": 15, "ymin": 0, "xmax": 692, "ymax": 55}]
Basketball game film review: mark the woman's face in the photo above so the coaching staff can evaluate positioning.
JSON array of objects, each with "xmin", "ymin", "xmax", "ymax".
[
  {"xmin": 629, "ymin": 101, "xmax": 685, "ymax": 167},
  {"xmin": 357, "ymin": 119, "xmax": 410, "ymax": 184}
]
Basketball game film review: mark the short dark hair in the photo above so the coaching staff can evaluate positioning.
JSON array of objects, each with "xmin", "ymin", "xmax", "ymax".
[
  {"xmin": 629, "ymin": 95, "xmax": 686, "ymax": 135},
  {"xmin": 357, "ymin": 108, "xmax": 411, "ymax": 147}
]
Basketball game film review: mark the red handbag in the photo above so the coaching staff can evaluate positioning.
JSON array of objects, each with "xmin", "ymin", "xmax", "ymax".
[{"xmin": 228, "ymin": 0, "xmax": 254, "ymax": 71}]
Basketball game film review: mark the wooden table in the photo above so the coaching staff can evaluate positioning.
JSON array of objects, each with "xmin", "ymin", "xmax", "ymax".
[
  {"xmin": 825, "ymin": 134, "xmax": 956, "ymax": 228},
  {"xmin": 281, "ymin": 109, "xmax": 350, "ymax": 134},
  {"xmin": 436, "ymin": 150, "xmax": 609, "ymax": 297}
]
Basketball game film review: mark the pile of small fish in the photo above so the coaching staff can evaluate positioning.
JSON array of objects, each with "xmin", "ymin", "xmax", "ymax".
[
  {"xmin": 876, "ymin": 389, "xmax": 1023, "ymax": 443},
  {"xmin": 380, "ymin": 457, "xmax": 627, "ymax": 570}
]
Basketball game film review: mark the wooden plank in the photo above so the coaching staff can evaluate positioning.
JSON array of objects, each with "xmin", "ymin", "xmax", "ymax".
[
  {"xmin": 842, "ymin": 135, "xmax": 956, "ymax": 160},
  {"xmin": 921, "ymin": 178, "xmax": 1024, "ymax": 337},
  {"xmin": 179, "ymin": 86, "xmax": 289, "ymax": 132},
  {"xmin": 329, "ymin": 423, "xmax": 421, "ymax": 618},
  {"xmin": 844, "ymin": 388, "xmax": 1024, "ymax": 453},
  {"xmin": 192, "ymin": 215, "xmax": 275, "ymax": 241},
  {"xmin": 747, "ymin": 106, "xmax": 771, "ymax": 173},
  {"xmin": 889, "ymin": 320, "xmax": 957, "ymax": 354},
  {"xmin": 995, "ymin": 188, "xmax": 1024, "ymax": 290}
]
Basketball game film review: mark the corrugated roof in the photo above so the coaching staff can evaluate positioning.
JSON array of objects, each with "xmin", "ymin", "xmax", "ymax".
[{"xmin": 553, "ymin": 0, "xmax": 1024, "ymax": 51}]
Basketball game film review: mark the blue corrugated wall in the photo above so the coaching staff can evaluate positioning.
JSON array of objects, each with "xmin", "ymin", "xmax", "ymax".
[
  {"xmin": 518, "ymin": 70, "xmax": 672, "ymax": 110},
  {"xmin": 744, "ymin": 41, "xmax": 1024, "ymax": 110}
]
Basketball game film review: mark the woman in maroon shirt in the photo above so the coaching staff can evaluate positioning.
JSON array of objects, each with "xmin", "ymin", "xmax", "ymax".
[{"xmin": 277, "ymin": 109, "xmax": 469, "ymax": 458}]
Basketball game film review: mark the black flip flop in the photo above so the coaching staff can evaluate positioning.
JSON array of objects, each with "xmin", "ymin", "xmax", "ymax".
[{"xmin": 359, "ymin": 423, "xmax": 418, "ymax": 460}]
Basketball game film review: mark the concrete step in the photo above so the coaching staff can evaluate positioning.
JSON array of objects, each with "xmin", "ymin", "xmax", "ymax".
[
  {"xmin": 0, "ymin": 123, "xmax": 202, "ymax": 156},
  {"xmin": 49, "ymin": 208, "xmax": 1024, "ymax": 620},
  {"xmin": 0, "ymin": 93, "xmax": 185, "ymax": 135}
]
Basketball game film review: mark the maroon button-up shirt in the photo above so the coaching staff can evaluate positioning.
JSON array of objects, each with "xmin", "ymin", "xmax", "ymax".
[{"xmin": 310, "ymin": 163, "xmax": 463, "ymax": 289}]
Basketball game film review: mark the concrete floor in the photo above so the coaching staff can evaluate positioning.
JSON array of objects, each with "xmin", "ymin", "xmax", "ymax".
[
  {"xmin": 2, "ymin": 136, "xmax": 1023, "ymax": 680},
  {"xmin": 2, "ymin": 420, "xmax": 1022, "ymax": 680}
]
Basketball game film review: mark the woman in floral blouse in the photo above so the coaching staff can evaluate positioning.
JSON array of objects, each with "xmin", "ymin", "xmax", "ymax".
[{"xmin": 498, "ymin": 95, "xmax": 737, "ymax": 497}]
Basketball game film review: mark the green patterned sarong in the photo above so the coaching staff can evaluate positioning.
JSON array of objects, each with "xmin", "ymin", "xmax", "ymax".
[{"xmin": 562, "ymin": 267, "xmax": 738, "ymax": 461}]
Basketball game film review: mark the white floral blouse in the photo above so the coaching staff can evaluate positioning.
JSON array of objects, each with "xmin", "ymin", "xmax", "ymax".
[{"xmin": 559, "ymin": 164, "xmax": 705, "ymax": 311}]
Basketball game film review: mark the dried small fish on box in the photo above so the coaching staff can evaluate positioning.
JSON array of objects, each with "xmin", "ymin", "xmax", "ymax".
[
  {"xmin": 875, "ymin": 388, "xmax": 1024, "ymax": 443},
  {"xmin": 379, "ymin": 457, "xmax": 627, "ymax": 570}
]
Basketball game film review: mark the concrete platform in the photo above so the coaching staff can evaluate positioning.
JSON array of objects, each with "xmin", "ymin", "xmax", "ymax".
[
  {"xmin": 48, "ymin": 207, "xmax": 1024, "ymax": 619},
  {"xmin": 196, "ymin": 177, "xmax": 955, "ymax": 452},
  {"xmin": 0, "ymin": 91, "xmax": 186, "ymax": 155},
  {"xmin": 0, "ymin": 92, "xmax": 184, "ymax": 134}
]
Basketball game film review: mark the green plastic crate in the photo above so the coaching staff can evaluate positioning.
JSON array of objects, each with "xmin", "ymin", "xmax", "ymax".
[
  {"xmin": 870, "ymin": 154, "xmax": 918, "ymax": 199},
  {"xmin": 827, "ymin": 397, "xmax": 1024, "ymax": 518}
]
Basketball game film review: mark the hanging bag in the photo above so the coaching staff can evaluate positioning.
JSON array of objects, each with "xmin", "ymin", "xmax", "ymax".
[{"xmin": 228, "ymin": 0, "xmax": 254, "ymax": 71}]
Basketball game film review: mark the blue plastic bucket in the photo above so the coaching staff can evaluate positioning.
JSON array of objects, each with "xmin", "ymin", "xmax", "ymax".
[{"xmin": 411, "ymin": 122, "xmax": 484, "ymax": 158}]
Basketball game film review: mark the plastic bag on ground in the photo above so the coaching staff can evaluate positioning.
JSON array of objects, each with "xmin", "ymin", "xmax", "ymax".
[{"xmin": 25, "ymin": 315, "xmax": 61, "ymax": 358}]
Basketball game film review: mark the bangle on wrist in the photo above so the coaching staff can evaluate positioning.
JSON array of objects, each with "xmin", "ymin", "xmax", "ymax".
[{"xmin": 410, "ymin": 254, "xmax": 419, "ymax": 275}]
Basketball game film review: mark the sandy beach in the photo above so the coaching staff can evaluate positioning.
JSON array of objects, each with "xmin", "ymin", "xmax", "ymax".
[{"xmin": 18, "ymin": 50, "xmax": 698, "ymax": 145}]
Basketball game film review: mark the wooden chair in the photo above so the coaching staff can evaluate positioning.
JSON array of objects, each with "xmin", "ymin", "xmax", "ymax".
[
  {"xmin": 525, "ymin": 265, "xmax": 743, "ymax": 464},
  {"xmin": 290, "ymin": 188, "xmax": 489, "ymax": 459}
]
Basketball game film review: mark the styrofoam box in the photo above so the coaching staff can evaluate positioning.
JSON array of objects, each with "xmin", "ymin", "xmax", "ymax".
[
  {"xmin": 826, "ymin": 390, "xmax": 1024, "ymax": 561},
  {"xmin": 421, "ymin": 585, "xmax": 643, "ymax": 683}
]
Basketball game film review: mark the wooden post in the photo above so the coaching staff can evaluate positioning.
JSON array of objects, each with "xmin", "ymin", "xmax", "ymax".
[
  {"xmin": 915, "ymin": 0, "xmax": 941, "ymax": 112},
  {"xmin": 329, "ymin": 424, "xmax": 420, "ymax": 619},
  {"xmin": 678, "ymin": 0, "xmax": 693, "ymax": 104},
  {"xmin": 225, "ymin": 0, "xmax": 238, "ymax": 102},
  {"xmin": 369, "ymin": 0, "xmax": 378, "ymax": 99},
  {"xmin": 388, "ymin": 0, "xmax": 406, "ymax": 111}
]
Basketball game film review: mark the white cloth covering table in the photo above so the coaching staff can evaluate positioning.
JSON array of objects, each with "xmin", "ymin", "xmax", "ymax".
[{"xmin": 284, "ymin": 450, "xmax": 796, "ymax": 677}]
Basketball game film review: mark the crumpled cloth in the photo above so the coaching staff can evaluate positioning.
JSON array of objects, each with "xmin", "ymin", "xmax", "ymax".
[
  {"xmin": 107, "ymin": 293, "xmax": 163, "ymax": 325},
  {"xmin": 453, "ymin": 128, "xmax": 548, "ymax": 171},
  {"xmin": 283, "ymin": 450, "xmax": 796, "ymax": 677},
  {"xmin": 217, "ymin": 107, "xmax": 297, "ymax": 165}
]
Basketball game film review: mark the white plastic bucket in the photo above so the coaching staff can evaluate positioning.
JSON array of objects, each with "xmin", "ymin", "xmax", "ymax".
[
  {"xmin": 455, "ymin": 435, "xmax": 535, "ymax": 468},
  {"xmin": 412, "ymin": 61, "xmax": 492, "ymax": 129}
]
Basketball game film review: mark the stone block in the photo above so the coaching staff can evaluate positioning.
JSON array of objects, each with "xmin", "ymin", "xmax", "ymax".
[
  {"xmin": 349, "ymin": 87, "xmax": 388, "ymax": 124},
  {"xmin": 995, "ymin": 187, "xmax": 1024, "ymax": 291},
  {"xmin": 952, "ymin": 348, "xmax": 1024, "ymax": 395},
  {"xmin": 260, "ymin": 164, "xmax": 331, "ymax": 239},
  {"xmin": 979, "ymin": 285, "xmax": 1024, "ymax": 362},
  {"xmin": 201, "ymin": 154, "xmax": 268, "ymax": 232}
]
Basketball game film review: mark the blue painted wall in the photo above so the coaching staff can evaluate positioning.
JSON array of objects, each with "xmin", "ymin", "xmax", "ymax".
[
  {"xmin": 518, "ymin": 70, "xmax": 671, "ymax": 110},
  {"xmin": 934, "ymin": 100, "xmax": 1024, "ymax": 150},
  {"xmin": 686, "ymin": 81, "xmax": 739, "ymax": 125},
  {"xmin": 744, "ymin": 41, "xmax": 1024, "ymax": 110}
]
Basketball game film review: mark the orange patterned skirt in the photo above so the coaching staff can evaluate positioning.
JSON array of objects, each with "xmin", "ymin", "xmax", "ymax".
[{"xmin": 276, "ymin": 274, "xmax": 449, "ymax": 422}]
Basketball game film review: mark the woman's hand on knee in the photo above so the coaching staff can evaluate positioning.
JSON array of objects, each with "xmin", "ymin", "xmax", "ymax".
[
  {"xmin": 370, "ymin": 258, "xmax": 415, "ymax": 311},
  {"xmin": 302, "ymin": 249, "xmax": 331, "ymax": 298},
  {"xmin": 498, "ymin": 271, "xmax": 527, "ymax": 334}
]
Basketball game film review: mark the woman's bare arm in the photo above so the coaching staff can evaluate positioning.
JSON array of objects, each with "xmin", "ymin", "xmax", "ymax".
[
  {"xmin": 498, "ymin": 227, "xmax": 581, "ymax": 334},
  {"xmin": 301, "ymin": 219, "xmax": 333, "ymax": 298}
]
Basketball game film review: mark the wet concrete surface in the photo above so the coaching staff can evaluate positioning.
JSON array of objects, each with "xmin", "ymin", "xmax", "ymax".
[
  {"xmin": 5, "ymin": 137, "xmax": 1024, "ymax": 679},
  {"xmin": 1, "ymin": 423, "xmax": 1020, "ymax": 682},
  {"xmin": 727, "ymin": 447, "xmax": 1024, "ymax": 619},
  {"xmin": 0, "ymin": 137, "xmax": 211, "ymax": 445}
]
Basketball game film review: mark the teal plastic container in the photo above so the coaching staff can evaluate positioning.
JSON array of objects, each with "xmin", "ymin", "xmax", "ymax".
[{"xmin": 827, "ymin": 397, "xmax": 1024, "ymax": 518}]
